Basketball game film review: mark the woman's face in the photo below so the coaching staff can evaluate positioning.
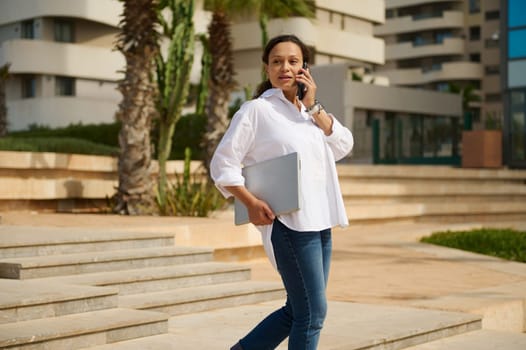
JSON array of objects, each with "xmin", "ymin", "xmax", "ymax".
[{"xmin": 265, "ymin": 41, "xmax": 304, "ymax": 96}]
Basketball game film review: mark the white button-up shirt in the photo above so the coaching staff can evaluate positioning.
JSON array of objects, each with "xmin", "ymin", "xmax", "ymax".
[{"xmin": 211, "ymin": 88, "xmax": 354, "ymax": 268}]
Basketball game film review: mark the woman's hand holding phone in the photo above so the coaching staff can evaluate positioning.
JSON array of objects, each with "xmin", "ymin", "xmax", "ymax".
[{"xmin": 296, "ymin": 62, "xmax": 317, "ymax": 108}]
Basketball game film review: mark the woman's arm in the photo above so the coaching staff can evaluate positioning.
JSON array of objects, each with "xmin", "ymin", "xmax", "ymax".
[{"xmin": 225, "ymin": 186, "xmax": 275, "ymax": 226}]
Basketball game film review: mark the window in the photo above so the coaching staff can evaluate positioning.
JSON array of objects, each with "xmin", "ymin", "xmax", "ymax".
[
  {"xmin": 485, "ymin": 10, "xmax": 500, "ymax": 21},
  {"xmin": 509, "ymin": 29, "xmax": 526, "ymax": 58},
  {"xmin": 21, "ymin": 20, "xmax": 34, "ymax": 39},
  {"xmin": 55, "ymin": 76, "xmax": 75, "ymax": 96},
  {"xmin": 21, "ymin": 76, "xmax": 36, "ymax": 98},
  {"xmin": 469, "ymin": 0, "xmax": 480, "ymax": 14},
  {"xmin": 54, "ymin": 19, "xmax": 74, "ymax": 43},
  {"xmin": 485, "ymin": 38, "xmax": 499, "ymax": 48},
  {"xmin": 485, "ymin": 93, "xmax": 501, "ymax": 102},
  {"xmin": 469, "ymin": 26, "xmax": 480, "ymax": 41},
  {"xmin": 470, "ymin": 53, "xmax": 481, "ymax": 62},
  {"xmin": 485, "ymin": 65, "xmax": 500, "ymax": 75},
  {"xmin": 509, "ymin": 0, "xmax": 526, "ymax": 28}
]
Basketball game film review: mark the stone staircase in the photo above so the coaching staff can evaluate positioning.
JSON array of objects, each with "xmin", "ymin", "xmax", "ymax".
[
  {"xmin": 338, "ymin": 164, "xmax": 526, "ymax": 223},
  {"xmin": 0, "ymin": 226, "xmax": 284, "ymax": 349}
]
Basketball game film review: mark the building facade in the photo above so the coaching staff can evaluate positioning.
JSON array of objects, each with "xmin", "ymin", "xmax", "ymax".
[
  {"xmin": 0, "ymin": 0, "xmax": 124, "ymax": 130},
  {"xmin": 501, "ymin": 0, "xmax": 526, "ymax": 168},
  {"xmin": 374, "ymin": 0, "xmax": 502, "ymax": 129}
]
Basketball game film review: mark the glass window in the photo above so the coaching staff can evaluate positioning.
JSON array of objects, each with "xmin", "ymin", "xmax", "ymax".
[
  {"xmin": 54, "ymin": 20, "xmax": 74, "ymax": 43},
  {"xmin": 21, "ymin": 76, "xmax": 36, "ymax": 98},
  {"xmin": 470, "ymin": 53, "xmax": 481, "ymax": 62},
  {"xmin": 509, "ymin": 29, "xmax": 526, "ymax": 59},
  {"xmin": 469, "ymin": 26, "xmax": 480, "ymax": 41},
  {"xmin": 511, "ymin": 111, "xmax": 525, "ymax": 160},
  {"xmin": 485, "ymin": 10, "xmax": 500, "ymax": 21},
  {"xmin": 511, "ymin": 90, "xmax": 525, "ymax": 106},
  {"xmin": 55, "ymin": 76, "xmax": 75, "ymax": 96},
  {"xmin": 21, "ymin": 20, "xmax": 34, "ymax": 39},
  {"xmin": 485, "ymin": 65, "xmax": 500, "ymax": 75},
  {"xmin": 485, "ymin": 93, "xmax": 501, "ymax": 102},
  {"xmin": 469, "ymin": 0, "xmax": 480, "ymax": 14},
  {"xmin": 509, "ymin": 0, "xmax": 526, "ymax": 28}
]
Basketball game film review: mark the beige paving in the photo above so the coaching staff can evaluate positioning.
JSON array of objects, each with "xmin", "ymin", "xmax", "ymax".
[{"xmin": 1, "ymin": 211, "xmax": 526, "ymax": 348}]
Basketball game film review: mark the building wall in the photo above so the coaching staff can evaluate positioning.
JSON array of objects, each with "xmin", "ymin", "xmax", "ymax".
[
  {"xmin": 231, "ymin": 1, "xmax": 385, "ymax": 91},
  {"xmin": 375, "ymin": 0, "xmax": 503, "ymax": 129}
]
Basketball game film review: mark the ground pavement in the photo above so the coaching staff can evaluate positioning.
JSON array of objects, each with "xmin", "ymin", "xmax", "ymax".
[{"xmin": 1, "ymin": 211, "xmax": 526, "ymax": 349}]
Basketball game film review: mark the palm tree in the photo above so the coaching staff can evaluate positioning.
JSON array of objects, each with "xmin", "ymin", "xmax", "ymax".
[
  {"xmin": 0, "ymin": 63, "xmax": 9, "ymax": 137},
  {"xmin": 201, "ymin": 0, "xmax": 242, "ymax": 175},
  {"xmin": 114, "ymin": 0, "xmax": 160, "ymax": 215},
  {"xmin": 201, "ymin": 0, "xmax": 314, "ymax": 175}
]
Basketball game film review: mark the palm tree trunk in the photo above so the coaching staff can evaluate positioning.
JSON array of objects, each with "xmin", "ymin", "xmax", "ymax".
[
  {"xmin": 202, "ymin": 10, "xmax": 236, "ymax": 176},
  {"xmin": 114, "ymin": 0, "xmax": 159, "ymax": 215}
]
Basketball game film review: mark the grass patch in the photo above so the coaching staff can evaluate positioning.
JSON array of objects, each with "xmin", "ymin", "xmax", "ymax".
[
  {"xmin": 420, "ymin": 228, "xmax": 526, "ymax": 263},
  {"xmin": 0, "ymin": 137, "xmax": 118, "ymax": 156}
]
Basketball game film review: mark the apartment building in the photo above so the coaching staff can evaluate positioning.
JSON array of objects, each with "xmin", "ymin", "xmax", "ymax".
[
  {"xmin": 0, "ymin": 0, "xmax": 125, "ymax": 130},
  {"xmin": 374, "ymin": 0, "xmax": 502, "ymax": 128}
]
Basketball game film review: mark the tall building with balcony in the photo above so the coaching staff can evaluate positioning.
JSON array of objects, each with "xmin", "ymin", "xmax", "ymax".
[
  {"xmin": 374, "ymin": 0, "xmax": 502, "ymax": 128},
  {"xmin": 231, "ymin": 1, "xmax": 385, "ymax": 89},
  {"xmin": 0, "ymin": 0, "xmax": 125, "ymax": 131}
]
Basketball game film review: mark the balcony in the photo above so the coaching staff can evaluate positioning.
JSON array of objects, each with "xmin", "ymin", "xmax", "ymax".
[
  {"xmin": 380, "ymin": 61, "xmax": 484, "ymax": 86},
  {"xmin": 375, "ymin": 10, "xmax": 463, "ymax": 36},
  {"xmin": 386, "ymin": 0, "xmax": 463, "ymax": 10},
  {"xmin": 7, "ymin": 96, "xmax": 119, "ymax": 131},
  {"xmin": 0, "ymin": 0, "xmax": 121, "ymax": 27},
  {"xmin": 316, "ymin": 0, "xmax": 385, "ymax": 23},
  {"xmin": 0, "ymin": 39, "xmax": 123, "ymax": 81},
  {"xmin": 386, "ymin": 37, "xmax": 464, "ymax": 60},
  {"xmin": 232, "ymin": 17, "xmax": 385, "ymax": 65}
]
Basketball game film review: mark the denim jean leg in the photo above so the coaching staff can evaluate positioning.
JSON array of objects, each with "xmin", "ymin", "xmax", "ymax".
[
  {"xmin": 237, "ymin": 220, "xmax": 331, "ymax": 350},
  {"xmin": 271, "ymin": 219, "xmax": 332, "ymax": 350}
]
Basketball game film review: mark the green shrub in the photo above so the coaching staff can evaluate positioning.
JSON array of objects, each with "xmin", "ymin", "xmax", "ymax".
[
  {"xmin": 157, "ymin": 147, "xmax": 227, "ymax": 217},
  {"xmin": 0, "ymin": 137, "xmax": 118, "ymax": 156},
  {"xmin": 6, "ymin": 114, "xmax": 208, "ymax": 160},
  {"xmin": 10, "ymin": 122, "xmax": 121, "ymax": 148},
  {"xmin": 421, "ymin": 228, "xmax": 526, "ymax": 263}
]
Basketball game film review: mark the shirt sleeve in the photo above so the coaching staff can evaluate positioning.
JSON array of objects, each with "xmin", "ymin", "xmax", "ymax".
[
  {"xmin": 324, "ymin": 113, "xmax": 354, "ymax": 161},
  {"xmin": 210, "ymin": 104, "xmax": 256, "ymax": 198}
]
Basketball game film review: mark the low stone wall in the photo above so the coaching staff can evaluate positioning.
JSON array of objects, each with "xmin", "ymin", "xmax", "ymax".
[{"xmin": 0, "ymin": 151, "xmax": 203, "ymax": 212}]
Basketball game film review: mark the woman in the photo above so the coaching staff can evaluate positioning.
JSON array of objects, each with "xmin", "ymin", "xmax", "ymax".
[{"xmin": 210, "ymin": 34, "xmax": 354, "ymax": 350}]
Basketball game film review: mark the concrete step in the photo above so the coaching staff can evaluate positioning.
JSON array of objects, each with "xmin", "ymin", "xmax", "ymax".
[
  {"xmin": 340, "ymin": 180, "xmax": 526, "ymax": 198},
  {"xmin": 83, "ymin": 334, "xmax": 180, "ymax": 350},
  {"xmin": 0, "ymin": 225, "xmax": 175, "ymax": 258},
  {"xmin": 0, "ymin": 308, "xmax": 168, "ymax": 349},
  {"xmin": 34, "ymin": 262, "xmax": 252, "ymax": 295},
  {"xmin": 0, "ymin": 279, "xmax": 118, "ymax": 324},
  {"xmin": 403, "ymin": 329, "xmax": 526, "ymax": 350},
  {"xmin": 165, "ymin": 300, "xmax": 482, "ymax": 349},
  {"xmin": 347, "ymin": 201, "xmax": 526, "ymax": 223},
  {"xmin": 119, "ymin": 281, "xmax": 285, "ymax": 316},
  {"xmin": 337, "ymin": 164, "xmax": 526, "ymax": 182},
  {"xmin": 0, "ymin": 246, "xmax": 213, "ymax": 279}
]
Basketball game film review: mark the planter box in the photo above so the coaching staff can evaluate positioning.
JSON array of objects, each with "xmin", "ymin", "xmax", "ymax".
[{"xmin": 462, "ymin": 130, "xmax": 502, "ymax": 168}]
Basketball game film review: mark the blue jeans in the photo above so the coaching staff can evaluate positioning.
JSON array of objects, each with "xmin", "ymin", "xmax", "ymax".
[{"xmin": 238, "ymin": 219, "xmax": 332, "ymax": 350}]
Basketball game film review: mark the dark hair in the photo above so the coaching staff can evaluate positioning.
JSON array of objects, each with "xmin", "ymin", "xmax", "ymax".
[{"xmin": 253, "ymin": 34, "xmax": 311, "ymax": 98}]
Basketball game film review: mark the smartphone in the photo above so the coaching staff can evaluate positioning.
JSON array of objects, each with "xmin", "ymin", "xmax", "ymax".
[{"xmin": 296, "ymin": 62, "xmax": 308, "ymax": 100}]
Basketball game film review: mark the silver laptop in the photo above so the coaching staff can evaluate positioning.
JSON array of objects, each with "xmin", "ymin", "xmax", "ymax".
[{"xmin": 234, "ymin": 152, "xmax": 301, "ymax": 225}]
